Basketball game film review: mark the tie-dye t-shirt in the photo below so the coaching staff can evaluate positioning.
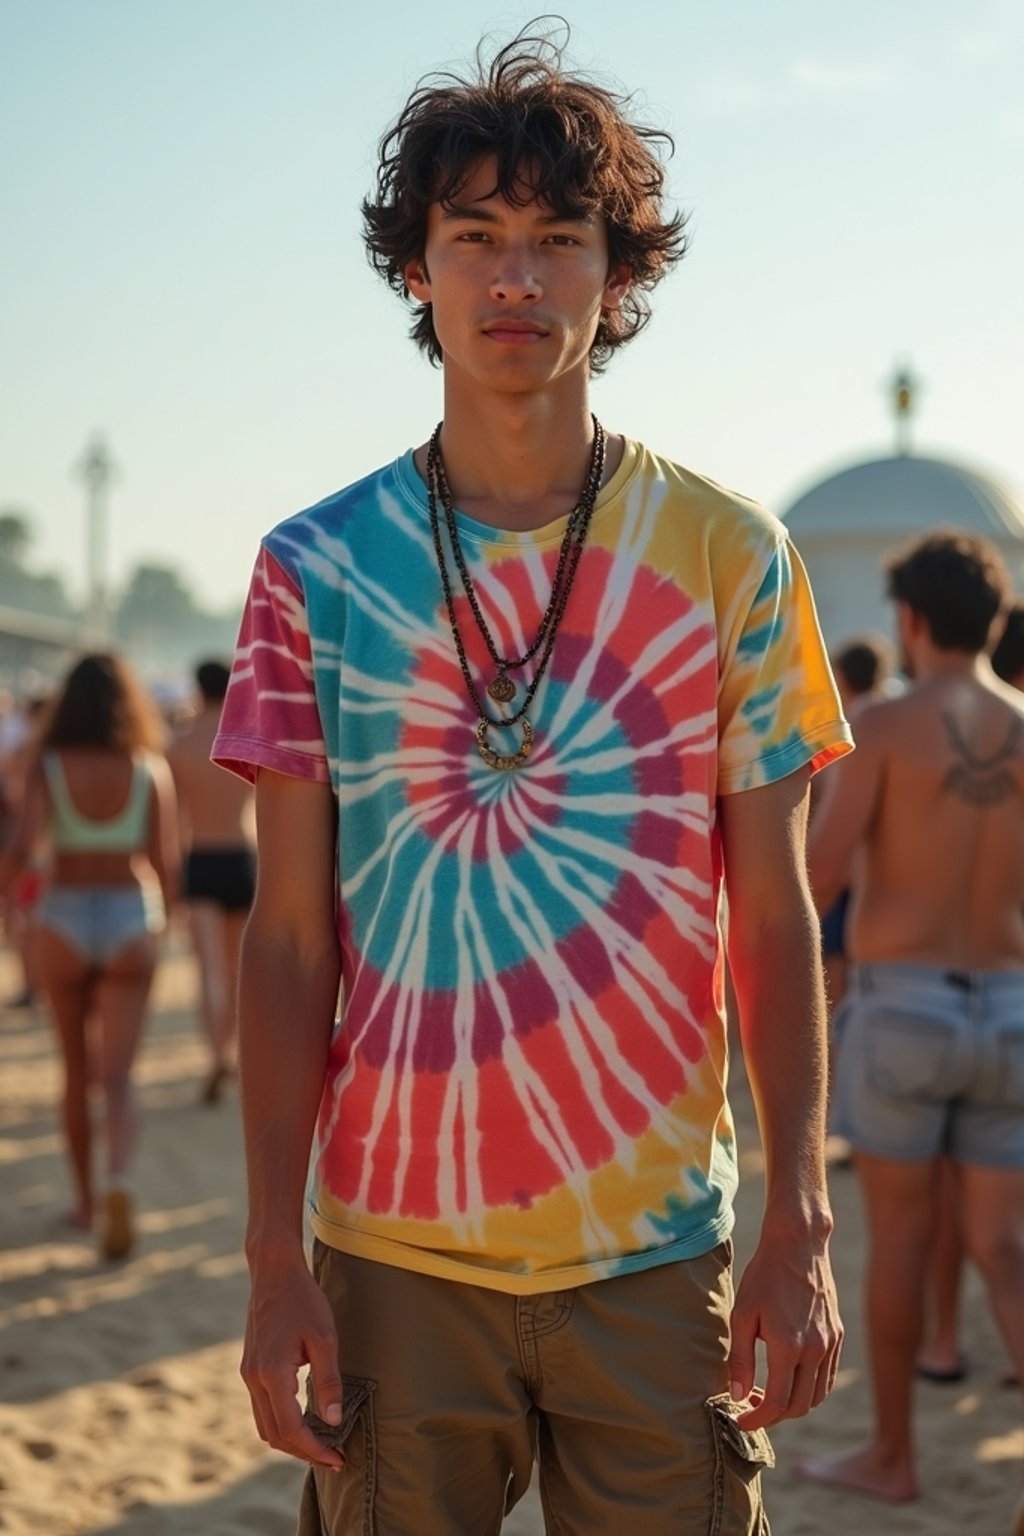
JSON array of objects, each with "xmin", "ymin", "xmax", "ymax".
[{"xmin": 214, "ymin": 438, "xmax": 851, "ymax": 1294}]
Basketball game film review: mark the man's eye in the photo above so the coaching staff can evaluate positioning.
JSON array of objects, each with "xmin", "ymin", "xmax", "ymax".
[
  {"xmin": 456, "ymin": 231, "xmax": 490, "ymax": 242},
  {"xmin": 545, "ymin": 234, "xmax": 580, "ymax": 246}
]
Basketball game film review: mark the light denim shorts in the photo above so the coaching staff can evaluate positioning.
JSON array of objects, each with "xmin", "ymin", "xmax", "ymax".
[
  {"xmin": 37, "ymin": 885, "xmax": 164, "ymax": 967},
  {"xmin": 832, "ymin": 962, "xmax": 1024, "ymax": 1167}
]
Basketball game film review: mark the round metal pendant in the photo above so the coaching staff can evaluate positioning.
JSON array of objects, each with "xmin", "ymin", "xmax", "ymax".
[
  {"xmin": 487, "ymin": 673, "xmax": 517, "ymax": 704},
  {"xmin": 475, "ymin": 716, "xmax": 534, "ymax": 771}
]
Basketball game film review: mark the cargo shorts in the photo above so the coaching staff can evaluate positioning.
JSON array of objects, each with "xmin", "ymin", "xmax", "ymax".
[{"xmin": 297, "ymin": 1240, "xmax": 772, "ymax": 1535}]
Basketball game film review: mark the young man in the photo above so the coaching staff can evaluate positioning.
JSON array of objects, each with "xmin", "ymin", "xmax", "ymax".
[
  {"xmin": 803, "ymin": 530, "xmax": 1024, "ymax": 1521},
  {"xmin": 168, "ymin": 659, "xmax": 255, "ymax": 1103},
  {"xmin": 214, "ymin": 29, "xmax": 850, "ymax": 1534}
]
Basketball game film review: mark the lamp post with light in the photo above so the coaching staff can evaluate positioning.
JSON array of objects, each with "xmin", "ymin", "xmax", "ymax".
[{"xmin": 76, "ymin": 435, "xmax": 115, "ymax": 646}]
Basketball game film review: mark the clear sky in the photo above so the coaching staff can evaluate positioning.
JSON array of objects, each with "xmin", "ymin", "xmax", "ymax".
[{"xmin": 2, "ymin": 0, "xmax": 1022, "ymax": 613}]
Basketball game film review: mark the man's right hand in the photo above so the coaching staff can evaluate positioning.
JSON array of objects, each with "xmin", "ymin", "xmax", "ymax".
[{"xmin": 241, "ymin": 1257, "xmax": 346, "ymax": 1470}]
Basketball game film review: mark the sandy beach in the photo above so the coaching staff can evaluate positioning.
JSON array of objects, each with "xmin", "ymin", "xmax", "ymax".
[{"xmin": 1, "ymin": 935, "xmax": 1020, "ymax": 1535}]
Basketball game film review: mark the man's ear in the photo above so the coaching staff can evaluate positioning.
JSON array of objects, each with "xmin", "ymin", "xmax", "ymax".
[
  {"xmin": 897, "ymin": 601, "xmax": 922, "ymax": 645},
  {"xmin": 602, "ymin": 262, "xmax": 633, "ymax": 312},
  {"xmin": 404, "ymin": 256, "xmax": 431, "ymax": 303}
]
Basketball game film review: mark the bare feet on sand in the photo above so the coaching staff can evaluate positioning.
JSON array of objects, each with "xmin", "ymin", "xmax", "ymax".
[
  {"xmin": 101, "ymin": 1189, "xmax": 134, "ymax": 1261},
  {"xmin": 793, "ymin": 1446, "xmax": 919, "ymax": 1503},
  {"xmin": 916, "ymin": 1347, "xmax": 967, "ymax": 1383}
]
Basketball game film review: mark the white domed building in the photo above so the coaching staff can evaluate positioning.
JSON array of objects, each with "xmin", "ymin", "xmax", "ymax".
[{"xmin": 781, "ymin": 373, "xmax": 1024, "ymax": 649}]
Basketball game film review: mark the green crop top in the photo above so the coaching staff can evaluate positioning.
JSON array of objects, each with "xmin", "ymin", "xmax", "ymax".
[{"xmin": 42, "ymin": 753, "xmax": 152, "ymax": 853}]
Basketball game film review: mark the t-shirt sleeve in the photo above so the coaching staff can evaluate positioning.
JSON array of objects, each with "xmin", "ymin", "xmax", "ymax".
[
  {"xmin": 212, "ymin": 544, "xmax": 331, "ymax": 786},
  {"xmin": 717, "ymin": 535, "xmax": 853, "ymax": 795}
]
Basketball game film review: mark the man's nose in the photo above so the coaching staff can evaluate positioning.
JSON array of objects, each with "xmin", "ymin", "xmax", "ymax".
[{"xmin": 490, "ymin": 250, "xmax": 542, "ymax": 304}]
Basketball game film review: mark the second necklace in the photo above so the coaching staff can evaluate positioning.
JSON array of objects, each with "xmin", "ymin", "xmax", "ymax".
[{"xmin": 426, "ymin": 418, "xmax": 606, "ymax": 770}]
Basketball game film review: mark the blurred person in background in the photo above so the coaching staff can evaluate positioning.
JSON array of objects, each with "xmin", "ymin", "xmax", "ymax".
[
  {"xmin": 1, "ymin": 693, "xmax": 52, "ymax": 1009},
  {"xmin": 914, "ymin": 599, "xmax": 1024, "ymax": 1392},
  {"xmin": 168, "ymin": 659, "xmax": 255, "ymax": 1104},
  {"xmin": 818, "ymin": 635, "xmax": 895, "ymax": 1013},
  {"xmin": 0, "ymin": 687, "xmax": 35, "ymax": 857},
  {"xmin": 993, "ymin": 603, "xmax": 1024, "ymax": 693},
  {"xmin": 0, "ymin": 654, "xmax": 177, "ymax": 1260},
  {"xmin": 803, "ymin": 531, "xmax": 1024, "ymax": 1523},
  {"xmin": 0, "ymin": 685, "xmax": 34, "ymax": 763}
]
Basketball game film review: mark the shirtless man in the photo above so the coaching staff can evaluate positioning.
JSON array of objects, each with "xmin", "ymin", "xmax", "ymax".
[
  {"xmin": 802, "ymin": 530, "xmax": 1024, "ymax": 1526},
  {"xmin": 169, "ymin": 660, "xmax": 255, "ymax": 1102},
  {"xmin": 916, "ymin": 599, "xmax": 1024, "ymax": 1387}
]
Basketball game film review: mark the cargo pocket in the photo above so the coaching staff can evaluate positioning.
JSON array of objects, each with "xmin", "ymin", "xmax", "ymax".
[
  {"xmin": 301, "ymin": 1376, "xmax": 377, "ymax": 1536},
  {"xmin": 706, "ymin": 1394, "xmax": 774, "ymax": 1536},
  {"xmin": 864, "ymin": 1007, "xmax": 960, "ymax": 1100}
]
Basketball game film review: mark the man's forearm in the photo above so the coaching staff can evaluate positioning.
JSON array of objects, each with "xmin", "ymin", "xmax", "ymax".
[
  {"xmin": 718, "ymin": 777, "xmax": 843, "ymax": 1428},
  {"xmin": 730, "ymin": 902, "xmax": 832, "ymax": 1229},
  {"xmin": 238, "ymin": 919, "xmax": 341, "ymax": 1271}
]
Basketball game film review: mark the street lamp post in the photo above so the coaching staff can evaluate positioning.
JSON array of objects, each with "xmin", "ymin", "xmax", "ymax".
[{"xmin": 76, "ymin": 435, "xmax": 115, "ymax": 645}]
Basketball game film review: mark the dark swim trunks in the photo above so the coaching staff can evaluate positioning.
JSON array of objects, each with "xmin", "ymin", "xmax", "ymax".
[
  {"xmin": 184, "ymin": 848, "xmax": 256, "ymax": 912},
  {"xmin": 821, "ymin": 888, "xmax": 851, "ymax": 958}
]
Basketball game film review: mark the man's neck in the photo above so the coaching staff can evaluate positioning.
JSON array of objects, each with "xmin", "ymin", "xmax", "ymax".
[
  {"xmin": 911, "ymin": 648, "xmax": 988, "ymax": 685},
  {"xmin": 416, "ymin": 383, "xmax": 620, "ymax": 533}
]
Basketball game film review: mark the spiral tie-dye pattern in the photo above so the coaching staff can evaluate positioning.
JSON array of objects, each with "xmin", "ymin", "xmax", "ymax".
[{"xmin": 214, "ymin": 439, "xmax": 851, "ymax": 1293}]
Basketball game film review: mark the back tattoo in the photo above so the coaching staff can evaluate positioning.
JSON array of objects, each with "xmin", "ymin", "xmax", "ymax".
[{"xmin": 942, "ymin": 712, "xmax": 1022, "ymax": 806}]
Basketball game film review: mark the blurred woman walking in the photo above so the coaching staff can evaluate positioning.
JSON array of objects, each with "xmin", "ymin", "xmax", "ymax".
[{"xmin": 0, "ymin": 654, "xmax": 177, "ymax": 1259}]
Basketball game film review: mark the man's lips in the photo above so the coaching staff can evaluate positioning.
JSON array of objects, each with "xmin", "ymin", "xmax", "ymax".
[{"xmin": 482, "ymin": 321, "xmax": 549, "ymax": 343}]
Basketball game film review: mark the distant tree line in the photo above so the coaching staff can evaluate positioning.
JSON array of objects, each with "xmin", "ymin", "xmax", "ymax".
[
  {"xmin": 0, "ymin": 507, "xmax": 242, "ymax": 674},
  {"xmin": 0, "ymin": 511, "xmax": 76, "ymax": 620}
]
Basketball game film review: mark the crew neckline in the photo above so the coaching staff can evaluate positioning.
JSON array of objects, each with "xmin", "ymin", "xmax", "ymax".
[{"xmin": 393, "ymin": 437, "xmax": 643, "ymax": 547}]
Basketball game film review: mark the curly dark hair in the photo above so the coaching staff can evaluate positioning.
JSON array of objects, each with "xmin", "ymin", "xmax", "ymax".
[
  {"xmin": 41, "ymin": 652, "xmax": 164, "ymax": 754},
  {"xmin": 831, "ymin": 634, "xmax": 894, "ymax": 697},
  {"xmin": 361, "ymin": 20, "xmax": 688, "ymax": 374},
  {"xmin": 885, "ymin": 528, "xmax": 1011, "ymax": 653},
  {"xmin": 991, "ymin": 603, "xmax": 1024, "ymax": 684},
  {"xmin": 195, "ymin": 658, "xmax": 230, "ymax": 703}
]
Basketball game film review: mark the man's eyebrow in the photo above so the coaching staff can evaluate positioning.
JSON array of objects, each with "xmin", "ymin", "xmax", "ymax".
[
  {"xmin": 439, "ymin": 204, "xmax": 500, "ymax": 222},
  {"xmin": 537, "ymin": 210, "xmax": 594, "ymax": 227},
  {"xmin": 438, "ymin": 202, "xmax": 594, "ymax": 226}
]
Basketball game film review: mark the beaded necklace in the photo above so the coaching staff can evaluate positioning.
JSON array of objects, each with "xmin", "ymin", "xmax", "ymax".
[{"xmin": 426, "ymin": 418, "xmax": 606, "ymax": 770}]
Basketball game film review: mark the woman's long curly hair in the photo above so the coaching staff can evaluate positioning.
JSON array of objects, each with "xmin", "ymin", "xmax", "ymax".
[{"xmin": 41, "ymin": 652, "xmax": 164, "ymax": 754}]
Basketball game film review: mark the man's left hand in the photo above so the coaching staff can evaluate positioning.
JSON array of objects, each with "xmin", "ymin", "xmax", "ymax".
[{"xmin": 727, "ymin": 1224, "xmax": 843, "ymax": 1431}]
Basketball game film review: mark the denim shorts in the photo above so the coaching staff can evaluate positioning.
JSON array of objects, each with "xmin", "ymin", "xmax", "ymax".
[
  {"xmin": 832, "ymin": 962, "xmax": 1024, "ymax": 1166},
  {"xmin": 36, "ymin": 884, "xmax": 164, "ymax": 967}
]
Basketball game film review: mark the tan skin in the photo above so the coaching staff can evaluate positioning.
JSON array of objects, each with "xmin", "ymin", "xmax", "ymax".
[
  {"xmin": 403, "ymin": 158, "xmax": 632, "ymax": 528},
  {"xmin": 239, "ymin": 771, "xmax": 343, "ymax": 1467},
  {"xmin": 238, "ymin": 157, "xmax": 841, "ymax": 1469},
  {"xmin": 816, "ymin": 678, "xmax": 887, "ymax": 1013},
  {"xmin": 1, "ymin": 749, "xmax": 178, "ymax": 1226},
  {"xmin": 719, "ymin": 767, "xmax": 843, "ymax": 1430},
  {"xmin": 168, "ymin": 699, "xmax": 255, "ymax": 1085},
  {"xmin": 804, "ymin": 604, "xmax": 1024, "ymax": 1501}
]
